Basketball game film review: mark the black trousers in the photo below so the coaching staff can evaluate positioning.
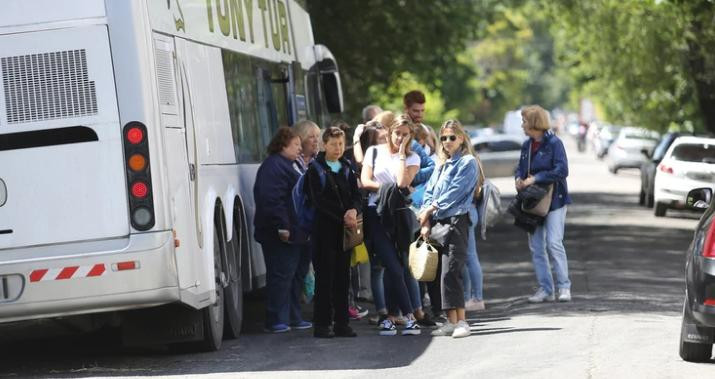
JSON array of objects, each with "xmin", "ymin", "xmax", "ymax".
[
  {"xmin": 312, "ymin": 218, "xmax": 351, "ymax": 327},
  {"xmin": 439, "ymin": 214, "xmax": 470, "ymax": 310}
]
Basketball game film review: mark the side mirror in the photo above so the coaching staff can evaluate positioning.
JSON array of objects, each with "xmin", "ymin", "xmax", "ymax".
[
  {"xmin": 686, "ymin": 188, "xmax": 712, "ymax": 209},
  {"xmin": 321, "ymin": 72, "xmax": 343, "ymax": 114}
]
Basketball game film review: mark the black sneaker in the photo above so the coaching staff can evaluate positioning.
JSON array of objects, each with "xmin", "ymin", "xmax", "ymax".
[
  {"xmin": 401, "ymin": 318, "xmax": 421, "ymax": 335},
  {"xmin": 334, "ymin": 325, "xmax": 357, "ymax": 337},
  {"xmin": 313, "ymin": 325, "xmax": 334, "ymax": 338},
  {"xmin": 378, "ymin": 319, "xmax": 397, "ymax": 336},
  {"xmin": 417, "ymin": 314, "xmax": 437, "ymax": 327}
]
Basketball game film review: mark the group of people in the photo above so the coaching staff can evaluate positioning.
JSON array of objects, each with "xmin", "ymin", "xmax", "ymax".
[{"xmin": 253, "ymin": 90, "xmax": 573, "ymax": 339}]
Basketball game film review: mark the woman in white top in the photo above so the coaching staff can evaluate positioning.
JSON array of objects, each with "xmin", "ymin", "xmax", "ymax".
[{"xmin": 361, "ymin": 113, "xmax": 423, "ymax": 336}]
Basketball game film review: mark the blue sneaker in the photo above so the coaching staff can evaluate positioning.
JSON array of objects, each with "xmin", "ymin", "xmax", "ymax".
[
  {"xmin": 379, "ymin": 319, "xmax": 397, "ymax": 336},
  {"xmin": 264, "ymin": 323, "xmax": 291, "ymax": 333},
  {"xmin": 401, "ymin": 318, "xmax": 421, "ymax": 336},
  {"xmin": 290, "ymin": 320, "xmax": 313, "ymax": 330}
]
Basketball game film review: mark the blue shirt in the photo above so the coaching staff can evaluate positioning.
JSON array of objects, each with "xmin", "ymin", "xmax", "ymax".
[
  {"xmin": 422, "ymin": 152, "xmax": 478, "ymax": 220},
  {"xmin": 515, "ymin": 131, "xmax": 572, "ymax": 211},
  {"xmin": 326, "ymin": 160, "xmax": 342, "ymax": 173},
  {"xmin": 411, "ymin": 140, "xmax": 435, "ymax": 186}
]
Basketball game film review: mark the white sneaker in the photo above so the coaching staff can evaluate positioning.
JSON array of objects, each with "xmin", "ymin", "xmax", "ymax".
[
  {"xmin": 528, "ymin": 288, "xmax": 555, "ymax": 303},
  {"xmin": 465, "ymin": 298, "xmax": 486, "ymax": 311},
  {"xmin": 451, "ymin": 320, "xmax": 471, "ymax": 338},
  {"xmin": 431, "ymin": 322, "xmax": 456, "ymax": 336},
  {"xmin": 558, "ymin": 288, "xmax": 572, "ymax": 302}
]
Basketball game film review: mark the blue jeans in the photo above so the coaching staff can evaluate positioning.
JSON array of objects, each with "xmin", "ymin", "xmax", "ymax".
[
  {"xmin": 293, "ymin": 243, "xmax": 312, "ymax": 323},
  {"xmin": 365, "ymin": 207, "xmax": 414, "ymax": 316},
  {"xmin": 261, "ymin": 238, "xmax": 301, "ymax": 327},
  {"xmin": 528, "ymin": 206, "xmax": 571, "ymax": 294},
  {"xmin": 463, "ymin": 224, "xmax": 483, "ymax": 301}
]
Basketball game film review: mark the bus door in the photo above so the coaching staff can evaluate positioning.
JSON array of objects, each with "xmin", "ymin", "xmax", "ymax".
[{"xmin": 154, "ymin": 34, "xmax": 203, "ymax": 304}]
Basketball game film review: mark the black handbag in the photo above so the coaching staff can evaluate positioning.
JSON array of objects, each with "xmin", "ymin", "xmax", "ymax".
[{"xmin": 430, "ymin": 218, "xmax": 455, "ymax": 248}]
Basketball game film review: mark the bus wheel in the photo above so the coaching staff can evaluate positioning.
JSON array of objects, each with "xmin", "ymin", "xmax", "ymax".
[
  {"xmin": 223, "ymin": 214, "xmax": 244, "ymax": 339},
  {"xmin": 199, "ymin": 226, "xmax": 226, "ymax": 351}
]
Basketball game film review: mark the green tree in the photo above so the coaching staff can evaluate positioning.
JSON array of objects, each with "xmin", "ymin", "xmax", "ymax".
[
  {"xmin": 546, "ymin": 0, "xmax": 711, "ymax": 132},
  {"xmin": 307, "ymin": 0, "xmax": 493, "ymax": 124}
]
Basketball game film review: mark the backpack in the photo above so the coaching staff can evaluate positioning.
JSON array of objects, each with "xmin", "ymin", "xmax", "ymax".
[{"xmin": 291, "ymin": 160, "xmax": 351, "ymax": 239}]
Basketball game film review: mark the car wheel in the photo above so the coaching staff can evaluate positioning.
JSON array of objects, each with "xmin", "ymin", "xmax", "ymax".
[
  {"xmin": 679, "ymin": 301, "xmax": 714, "ymax": 362},
  {"xmin": 639, "ymin": 189, "xmax": 646, "ymax": 206},
  {"xmin": 654, "ymin": 202, "xmax": 667, "ymax": 217}
]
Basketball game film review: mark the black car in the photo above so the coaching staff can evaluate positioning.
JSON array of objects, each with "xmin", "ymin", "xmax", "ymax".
[
  {"xmin": 679, "ymin": 188, "xmax": 715, "ymax": 362},
  {"xmin": 640, "ymin": 132, "xmax": 685, "ymax": 208}
]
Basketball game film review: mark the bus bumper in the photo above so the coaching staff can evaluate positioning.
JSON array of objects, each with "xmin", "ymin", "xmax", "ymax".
[{"xmin": 0, "ymin": 231, "xmax": 179, "ymax": 323}]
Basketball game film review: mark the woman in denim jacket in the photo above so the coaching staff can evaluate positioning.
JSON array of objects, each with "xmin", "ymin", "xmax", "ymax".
[
  {"xmin": 515, "ymin": 105, "xmax": 572, "ymax": 303},
  {"xmin": 419, "ymin": 120, "xmax": 478, "ymax": 338}
]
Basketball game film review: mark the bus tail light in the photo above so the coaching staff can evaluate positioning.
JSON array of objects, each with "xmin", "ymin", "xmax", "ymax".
[{"xmin": 122, "ymin": 122, "xmax": 155, "ymax": 231}]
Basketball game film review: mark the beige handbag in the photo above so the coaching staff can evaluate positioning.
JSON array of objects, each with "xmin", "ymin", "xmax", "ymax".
[
  {"xmin": 408, "ymin": 237, "xmax": 439, "ymax": 282},
  {"xmin": 521, "ymin": 141, "xmax": 553, "ymax": 217}
]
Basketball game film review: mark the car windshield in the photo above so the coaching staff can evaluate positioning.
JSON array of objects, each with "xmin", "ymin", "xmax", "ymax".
[{"xmin": 671, "ymin": 143, "xmax": 715, "ymax": 163}]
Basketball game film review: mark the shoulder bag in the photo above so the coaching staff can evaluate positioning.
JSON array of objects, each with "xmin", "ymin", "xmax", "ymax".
[
  {"xmin": 325, "ymin": 166, "xmax": 364, "ymax": 251},
  {"xmin": 521, "ymin": 141, "xmax": 553, "ymax": 217}
]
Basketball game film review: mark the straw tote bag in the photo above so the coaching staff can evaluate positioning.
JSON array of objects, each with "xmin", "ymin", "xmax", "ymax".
[{"xmin": 408, "ymin": 237, "xmax": 439, "ymax": 282}]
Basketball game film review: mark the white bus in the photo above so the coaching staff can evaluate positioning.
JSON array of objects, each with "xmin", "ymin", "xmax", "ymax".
[{"xmin": 0, "ymin": 0, "xmax": 343, "ymax": 350}]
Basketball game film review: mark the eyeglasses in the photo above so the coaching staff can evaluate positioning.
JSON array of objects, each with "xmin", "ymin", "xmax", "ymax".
[{"xmin": 440, "ymin": 135, "xmax": 457, "ymax": 142}]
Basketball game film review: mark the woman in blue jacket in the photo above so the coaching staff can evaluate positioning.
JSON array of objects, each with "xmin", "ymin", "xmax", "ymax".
[
  {"xmin": 515, "ymin": 105, "xmax": 572, "ymax": 303},
  {"xmin": 254, "ymin": 127, "xmax": 311, "ymax": 333},
  {"xmin": 419, "ymin": 120, "xmax": 478, "ymax": 338}
]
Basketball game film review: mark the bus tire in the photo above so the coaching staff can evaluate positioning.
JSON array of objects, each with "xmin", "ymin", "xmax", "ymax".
[
  {"xmin": 198, "ymin": 225, "xmax": 226, "ymax": 351},
  {"xmin": 223, "ymin": 211, "xmax": 244, "ymax": 339}
]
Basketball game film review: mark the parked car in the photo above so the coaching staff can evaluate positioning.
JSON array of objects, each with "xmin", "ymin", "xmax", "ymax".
[
  {"xmin": 653, "ymin": 136, "xmax": 715, "ymax": 217},
  {"xmin": 639, "ymin": 132, "xmax": 686, "ymax": 208},
  {"xmin": 472, "ymin": 134, "xmax": 526, "ymax": 178},
  {"xmin": 593, "ymin": 124, "xmax": 621, "ymax": 159},
  {"xmin": 607, "ymin": 127, "xmax": 660, "ymax": 173},
  {"xmin": 679, "ymin": 188, "xmax": 715, "ymax": 362}
]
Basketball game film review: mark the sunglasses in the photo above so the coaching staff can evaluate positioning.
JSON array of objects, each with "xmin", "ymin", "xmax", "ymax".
[{"xmin": 440, "ymin": 135, "xmax": 457, "ymax": 142}]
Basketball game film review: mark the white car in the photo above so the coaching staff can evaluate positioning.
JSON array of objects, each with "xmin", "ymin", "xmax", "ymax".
[
  {"xmin": 472, "ymin": 134, "xmax": 527, "ymax": 178},
  {"xmin": 653, "ymin": 136, "xmax": 715, "ymax": 217},
  {"xmin": 607, "ymin": 127, "xmax": 660, "ymax": 173}
]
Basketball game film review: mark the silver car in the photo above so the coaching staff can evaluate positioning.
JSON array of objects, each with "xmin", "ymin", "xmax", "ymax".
[
  {"xmin": 472, "ymin": 134, "xmax": 526, "ymax": 178},
  {"xmin": 607, "ymin": 127, "xmax": 660, "ymax": 173}
]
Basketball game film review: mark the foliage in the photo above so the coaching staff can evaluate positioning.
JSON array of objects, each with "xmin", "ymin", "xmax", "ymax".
[
  {"xmin": 546, "ymin": 0, "xmax": 715, "ymax": 133},
  {"xmin": 307, "ymin": 0, "xmax": 492, "ymax": 124},
  {"xmin": 367, "ymin": 72, "xmax": 458, "ymax": 128},
  {"xmin": 447, "ymin": 3, "xmax": 571, "ymax": 125}
]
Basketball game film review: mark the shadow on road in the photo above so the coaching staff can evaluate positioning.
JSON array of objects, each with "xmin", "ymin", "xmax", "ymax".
[
  {"xmin": 0, "ymin": 190, "xmax": 706, "ymax": 376},
  {"xmin": 482, "ymin": 191, "xmax": 697, "ymax": 317}
]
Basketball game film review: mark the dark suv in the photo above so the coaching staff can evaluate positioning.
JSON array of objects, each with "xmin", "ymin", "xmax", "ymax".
[{"xmin": 679, "ymin": 188, "xmax": 715, "ymax": 362}]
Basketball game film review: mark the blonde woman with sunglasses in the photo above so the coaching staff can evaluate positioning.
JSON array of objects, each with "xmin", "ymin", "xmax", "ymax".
[{"xmin": 419, "ymin": 120, "xmax": 478, "ymax": 338}]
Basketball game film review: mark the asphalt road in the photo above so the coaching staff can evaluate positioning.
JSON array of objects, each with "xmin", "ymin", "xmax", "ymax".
[{"xmin": 1, "ymin": 136, "xmax": 713, "ymax": 378}]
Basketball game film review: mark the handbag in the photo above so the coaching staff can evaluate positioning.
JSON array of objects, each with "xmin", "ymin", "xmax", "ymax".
[
  {"xmin": 429, "ymin": 219, "xmax": 453, "ymax": 248},
  {"xmin": 408, "ymin": 237, "xmax": 439, "ymax": 282},
  {"xmin": 323, "ymin": 166, "xmax": 364, "ymax": 251},
  {"xmin": 521, "ymin": 141, "xmax": 553, "ymax": 217},
  {"xmin": 343, "ymin": 213, "xmax": 364, "ymax": 251}
]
